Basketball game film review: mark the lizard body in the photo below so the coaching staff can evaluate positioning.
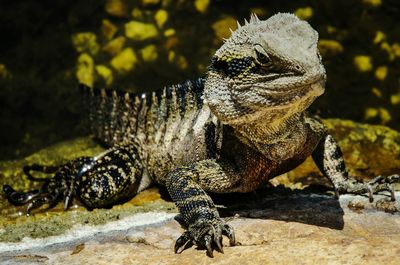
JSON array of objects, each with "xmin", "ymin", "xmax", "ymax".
[{"xmin": 4, "ymin": 13, "xmax": 398, "ymax": 257}]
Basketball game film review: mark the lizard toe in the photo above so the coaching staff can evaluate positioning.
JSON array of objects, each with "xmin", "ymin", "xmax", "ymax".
[
  {"xmin": 337, "ymin": 174, "xmax": 399, "ymax": 202},
  {"xmin": 174, "ymin": 218, "xmax": 234, "ymax": 257}
]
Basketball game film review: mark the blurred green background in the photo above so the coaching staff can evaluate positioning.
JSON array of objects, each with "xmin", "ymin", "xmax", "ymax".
[{"xmin": 0, "ymin": 0, "xmax": 399, "ymax": 160}]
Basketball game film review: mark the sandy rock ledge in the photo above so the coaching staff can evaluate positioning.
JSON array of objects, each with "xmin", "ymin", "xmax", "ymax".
[{"xmin": 1, "ymin": 191, "xmax": 399, "ymax": 265}]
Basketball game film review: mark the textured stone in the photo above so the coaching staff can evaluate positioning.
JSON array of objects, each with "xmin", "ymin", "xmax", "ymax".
[{"xmin": 1, "ymin": 192, "xmax": 399, "ymax": 264}]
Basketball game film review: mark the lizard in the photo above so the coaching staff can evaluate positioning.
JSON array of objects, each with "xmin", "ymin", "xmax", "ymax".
[{"xmin": 4, "ymin": 13, "xmax": 399, "ymax": 257}]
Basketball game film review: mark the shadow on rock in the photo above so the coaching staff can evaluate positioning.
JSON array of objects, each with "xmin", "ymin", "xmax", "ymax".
[{"xmin": 211, "ymin": 185, "xmax": 345, "ymax": 230}]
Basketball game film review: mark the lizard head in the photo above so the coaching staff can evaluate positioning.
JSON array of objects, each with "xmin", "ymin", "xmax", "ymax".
[{"xmin": 204, "ymin": 13, "xmax": 326, "ymax": 125}]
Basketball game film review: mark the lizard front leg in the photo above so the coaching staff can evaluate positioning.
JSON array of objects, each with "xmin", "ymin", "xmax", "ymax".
[
  {"xmin": 165, "ymin": 160, "xmax": 237, "ymax": 257},
  {"xmin": 312, "ymin": 133, "xmax": 399, "ymax": 201}
]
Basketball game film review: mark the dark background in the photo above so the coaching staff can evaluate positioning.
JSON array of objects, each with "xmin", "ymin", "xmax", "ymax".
[{"xmin": 0, "ymin": 0, "xmax": 399, "ymax": 160}]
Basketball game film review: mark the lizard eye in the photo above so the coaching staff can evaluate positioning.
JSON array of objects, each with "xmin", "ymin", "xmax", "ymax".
[
  {"xmin": 256, "ymin": 50, "xmax": 270, "ymax": 65},
  {"xmin": 254, "ymin": 45, "xmax": 273, "ymax": 68}
]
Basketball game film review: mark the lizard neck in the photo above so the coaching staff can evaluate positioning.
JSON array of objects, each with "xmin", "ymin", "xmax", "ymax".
[{"xmin": 231, "ymin": 112, "xmax": 306, "ymax": 157}]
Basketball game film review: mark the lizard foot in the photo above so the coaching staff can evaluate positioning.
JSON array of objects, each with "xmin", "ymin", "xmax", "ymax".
[
  {"xmin": 337, "ymin": 174, "xmax": 399, "ymax": 202},
  {"xmin": 174, "ymin": 218, "xmax": 235, "ymax": 257}
]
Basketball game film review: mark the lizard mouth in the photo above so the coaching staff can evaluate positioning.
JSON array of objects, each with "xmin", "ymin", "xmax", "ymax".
[{"xmin": 261, "ymin": 78, "xmax": 325, "ymax": 109}]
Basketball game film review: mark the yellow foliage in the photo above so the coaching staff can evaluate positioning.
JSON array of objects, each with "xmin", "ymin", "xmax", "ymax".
[
  {"xmin": 326, "ymin": 25, "xmax": 337, "ymax": 34},
  {"xmin": 390, "ymin": 92, "xmax": 400, "ymax": 105},
  {"xmin": 76, "ymin": 53, "xmax": 94, "ymax": 87},
  {"xmin": 0, "ymin": 64, "xmax": 6, "ymax": 77},
  {"xmin": 141, "ymin": 0, "xmax": 160, "ymax": 5},
  {"xmin": 164, "ymin": 28, "xmax": 176, "ymax": 37},
  {"xmin": 212, "ymin": 16, "xmax": 237, "ymax": 40},
  {"xmin": 96, "ymin": 65, "xmax": 113, "ymax": 86},
  {"xmin": 362, "ymin": 0, "xmax": 382, "ymax": 8},
  {"xmin": 392, "ymin": 43, "xmax": 400, "ymax": 57},
  {"xmin": 365, "ymin": 107, "xmax": 391, "ymax": 124},
  {"xmin": 110, "ymin": 48, "xmax": 138, "ymax": 73},
  {"xmin": 72, "ymin": 32, "xmax": 100, "ymax": 55},
  {"xmin": 155, "ymin": 9, "xmax": 168, "ymax": 28},
  {"xmin": 318, "ymin": 39, "xmax": 344, "ymax": 57},
  {"xmin": 373, "ymin": 31, "xmax": 386, "ymax": 44},
  {"xmin": 103, "ymin": 36, "xmax": 126, "ymax": 56},
  {"xmin": 194, "ymin": 0, "xmax": 210, "ymax": 14},
  {"xmin": 294, "ymin": 7, "xmax": 313, "ymax": 20},
  {"xmin": 168, "ymin": 51, "xmax": 175, "ymax": 63},
  {"xmin": 101, "ymin": 19, "xmax": 118, "ymax": 40},
  {"xmin": 371, "ymin": 87, "xmax": 382, "ymax": 98},
  {"xmin": 379, "ymin": 108, "xmax": 391, "ymax": 124},
  {"xmin": 380, "ymin": 42, "xmax": 395, "ymax": 61},
  {"xmin": 364, "ymin": 107, "xmax": 378, "ymax": 120},
  {"xmin": 105, "ymin": 0, "xmax": 128, "ymax": 17},
  {"xmin": 0, "ymin": 64, "xmax": 11, "ymax": 79},
  {"xmin": 374, "ymin": 66, "xmax": 388, "ymax": 81},
  {"xmin": 353, "ymin": 55, "xmax": 373, "ymax": 72},
  {"xmin": 140, "ymin": 45, "xmax": 158, "ymax": 62},
  {"xmin": 131, "ymin": 8, "xmax": 143, "ymax": 19},
  {"xmin": 249, "ymin": 7, "xmax": 268, "ymax": 18},
  {"xmin": 177, "ymin": 55, "xmax": 188, "ymax": 70},
  {"xmin": 125, "ymin": 21, "xmax": 158, "ymax": 40}
]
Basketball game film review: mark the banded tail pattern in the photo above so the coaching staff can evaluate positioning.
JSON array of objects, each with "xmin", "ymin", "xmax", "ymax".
[{"xmin": 79, "ymin": 78, "xmax": 205, "ymax": 148}]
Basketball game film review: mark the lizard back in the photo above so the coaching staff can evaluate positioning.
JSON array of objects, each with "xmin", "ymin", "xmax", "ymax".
[{"xmin": 80, "ymin": 78, "xmax": 223, "ymax": 182}]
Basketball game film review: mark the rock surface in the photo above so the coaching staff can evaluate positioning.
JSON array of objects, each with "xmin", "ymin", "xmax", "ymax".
[{"xmin": 1, "ymin": 192, "xmax": 399, "ymax": 265}]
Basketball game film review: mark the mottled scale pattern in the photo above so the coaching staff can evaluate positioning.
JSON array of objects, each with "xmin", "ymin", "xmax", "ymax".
[
  {"xmin": 75, "ymin": 145, "xmax": 143, "ymax": 209},
  {"xmin": 80, "ymin": 78, "xmax": 222, "ymax": 184},
  {"xmin": 166, "ymin": 166, "xmax": 220, "ymax": 227},
  {"xmin": 312, "ymin": 134, "xmax": 349, "ymax": 186}
]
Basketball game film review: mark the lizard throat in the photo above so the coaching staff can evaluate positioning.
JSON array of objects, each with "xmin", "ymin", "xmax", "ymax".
[{"xmin": 232, "ymin": 113, "xmax": 304, "ymax": 148}]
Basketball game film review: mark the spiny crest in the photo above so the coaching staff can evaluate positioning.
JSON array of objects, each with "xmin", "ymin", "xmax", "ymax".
[
  {"xmin": 217, "ymin": 14, "xmax": 262, "ymax": 59},
  {"xmin": 231, "ymin": 13, "xmax": 261, "ymax": 38},
  {"xmin": 235, "ymin": 13, "xmax": 261, "ymax": 29},
  {"xmin": 216, "ymin": 13, "xmax": 313, "ymax": 60}
]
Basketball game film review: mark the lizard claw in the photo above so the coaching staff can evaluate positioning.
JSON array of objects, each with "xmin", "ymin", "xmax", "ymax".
[
  {"xmin": 173, "ymin": 218, "xmax": 235, "ymax": 257},
  {"xmin": 204, "ymin": 234, "xmax": 213, "ymax": 257},
  {"xmin": 339, "ymin": 174, "xmax": 399, "ymax": 202},
  {"xmin": 174, "ymin": 231, "xmax": 193, "ymax": 254},
  {"xmin": 214, "ymin": 236, "xmax": 224, "ymax": 254}
]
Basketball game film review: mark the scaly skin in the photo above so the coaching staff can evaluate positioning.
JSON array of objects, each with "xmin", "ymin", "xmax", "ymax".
[{"xmin": 4, "ymin": 13, "xmax": 399, "ymax": 257}]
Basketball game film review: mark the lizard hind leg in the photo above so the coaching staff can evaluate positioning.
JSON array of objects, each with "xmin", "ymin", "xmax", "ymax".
[{"xmin": 75, "ymin": 146, "xmax": 145, "ymax": 210}]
